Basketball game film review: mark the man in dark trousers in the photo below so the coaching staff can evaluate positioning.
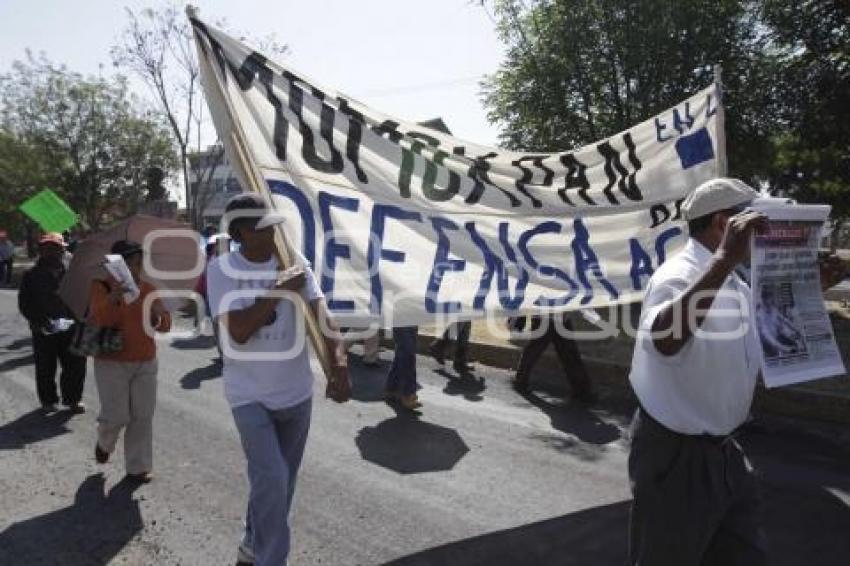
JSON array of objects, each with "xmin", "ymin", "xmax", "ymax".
[
  {"xmin": 429, "ymin": 321, "xmax": 473, "ymax": 373},
  {"xmin": 625, "ymin": 177, "xmax": 850, "ymax": 565},
  {"xmin": 628, "ymin": 178, "xmax": 770, "ymax": 565},
  {"xmin": 18, "ymin": 232, "xmax": 87, "ymax": 413},
  {"xmin": 511, "ymin": 314, "xmax": 597, "ymax": 403}
]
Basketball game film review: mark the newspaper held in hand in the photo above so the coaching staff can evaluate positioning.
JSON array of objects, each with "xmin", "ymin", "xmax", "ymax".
[
  {"xmin": 750, "ymin": 203, "xmax": 846, "ymax": 388},
  {"xmin": 103, "ymin": 254, "xmax": 140, "ymax": 304}
]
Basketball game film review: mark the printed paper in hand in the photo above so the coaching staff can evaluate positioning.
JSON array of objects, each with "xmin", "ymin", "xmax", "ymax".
[
  {"xmin": 750, "ymin": 203, "xmax": 846, "ymax": 387},
  {"xmin": 41, "ymin": 317, "xmax": 75, "ymax": 335},
  {"xmin": 103, "ymin": 254, "xmax": 140, "ymax": 304}
]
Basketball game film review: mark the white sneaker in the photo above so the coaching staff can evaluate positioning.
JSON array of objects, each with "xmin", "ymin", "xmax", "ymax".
[{"xmin": 236, "ymin": 542, "xmax": 255, "ymax": 564}]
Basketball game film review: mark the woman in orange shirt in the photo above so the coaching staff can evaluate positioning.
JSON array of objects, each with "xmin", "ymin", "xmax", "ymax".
[{"xmin": 89, "ymin": 240, "xmax": 171, "ymax": 483}]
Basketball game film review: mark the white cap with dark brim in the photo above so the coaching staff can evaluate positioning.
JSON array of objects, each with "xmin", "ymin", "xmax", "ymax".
[
  {"xmin": 256, "ymin": 212, "xmax": 287, "ymax": 230},
  {"xmin": 681, "ymin": 177, "xmax": 760, "ymax": 221},
  {"xmin": 224, "ymin": 192, "xmax": 286, "ymax": 231}
]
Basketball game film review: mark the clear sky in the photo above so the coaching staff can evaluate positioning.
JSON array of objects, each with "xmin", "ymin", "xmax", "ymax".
[{"xmin": 0, "ymin": 0, "xmax": 506, "ymax": 146}]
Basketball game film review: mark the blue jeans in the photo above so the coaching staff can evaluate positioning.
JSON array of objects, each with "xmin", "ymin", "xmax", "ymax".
[
  {"xmin": 231, "ymin": 398, "xmax": 312, "ymax": 566},
  {"xmin": 386, "ymin": 326, "xmax": 418, "ymax": 396}
]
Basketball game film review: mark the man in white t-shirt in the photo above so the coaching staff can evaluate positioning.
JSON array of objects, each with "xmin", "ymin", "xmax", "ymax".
[
  {"xmin": 628, "ymin": 178, "xmax": 769, "ymax": 565},
  {"xmin": 206, "ymin": 193, "xmax": 350, "ymax": 566}
]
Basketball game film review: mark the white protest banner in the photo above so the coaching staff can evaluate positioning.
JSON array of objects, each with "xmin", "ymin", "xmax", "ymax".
[
  {"xmin": 751, "ymin": 203, "xmax": 846, "ymax": 387},
  {"xmin": 190, "ymin": 16, "xmax": 724, "ymax": 328}
]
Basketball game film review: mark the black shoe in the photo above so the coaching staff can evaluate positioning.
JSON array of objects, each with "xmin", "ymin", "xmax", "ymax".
[
  {"xmin": 429, "ymin": 344, "xmax": 446, "ymax": 365},
  {"xmin": 574, "ymin": 390, "xmax": 599, "ymax": 405},
  {"xmin": 67, "ymin": 402, "xmax": 86, "ymax": 414},
  {"xmin": 453, "ymin": 361, "xmax": 474, "ymax": 374},
  {"xmin": 512, "ymin": 378, "xmax": 530, "ymax": 394},
  {"xmin": 95, "ymin": 443, "xmax": 110, "ymax": 464},
  {"xmin": 126, "ymin": 472, "xmax": 153, "ymax": 484}
]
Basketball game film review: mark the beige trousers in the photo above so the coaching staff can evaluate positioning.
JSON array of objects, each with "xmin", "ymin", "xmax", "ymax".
[{"xmin": 94, "ymin": 358, "xmax": 158, "ymax": 474}]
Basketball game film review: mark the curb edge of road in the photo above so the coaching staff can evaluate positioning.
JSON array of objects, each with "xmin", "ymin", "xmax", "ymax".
[{"xmin": 391, "ymin": 331, "xmax": 850, "ymax": 426}]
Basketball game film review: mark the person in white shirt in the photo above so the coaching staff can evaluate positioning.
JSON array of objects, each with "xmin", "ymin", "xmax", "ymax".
[
  {"xmin": 628, "ymin": 177, "xmax": 768, "ymax": 566},
  {"xmin": 628, "ymin": 177, "xmax": 846, "ymax": 565},
  {"xmin": 206, "ymin": 193, "xmax": 350, "ymax": 566}
]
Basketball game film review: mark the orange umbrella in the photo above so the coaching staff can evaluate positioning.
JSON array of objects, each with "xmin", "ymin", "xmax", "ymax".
[{"xmin": 59, "ymin": 215, "xmax": 203, "ymax": 320}]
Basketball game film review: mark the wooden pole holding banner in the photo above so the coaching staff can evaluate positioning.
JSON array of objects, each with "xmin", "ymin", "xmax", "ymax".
[
  {"xmin": 186, "ymin": 5, "xmax": 333, "ymax": 380},
  {"xmin": 713, "ymin": 64, "xmax": 728, "ymax": 177}
]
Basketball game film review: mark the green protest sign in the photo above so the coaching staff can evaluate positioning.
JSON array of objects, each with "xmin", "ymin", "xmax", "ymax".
[{"xmin": 19, "ymin": 189, "xmax": 79, "ymax": 233}]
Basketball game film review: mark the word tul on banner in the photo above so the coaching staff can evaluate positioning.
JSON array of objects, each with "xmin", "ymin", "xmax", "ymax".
[{"xmin": 191, "ymin": 17, "xmax": 724, "ymax": 327}]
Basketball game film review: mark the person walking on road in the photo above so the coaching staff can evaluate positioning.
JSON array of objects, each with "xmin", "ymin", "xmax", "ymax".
[
  {"xmin": 195, "ymin": 236, "xmax": 229, "ymax": 359},
  {"xmin": 17, "ymin": 232, "xmax": 87, "ymax": 413},
  {"xmin": 0, "ymin": 230, "xmax": 15, "ymax": 286},
  {"xmin": 361, "ymin": 330, "xmax": 382, "ymax": 366},
  {"xmin": 429, "ymin": 320, "xmax": 473, "ymax": 374},
  {"xmin": 206, "ymin": 193, "xmax": 350, "ymax": 566},
  {"xmin": 386, "ymin": 326, "xmax": 422, "ymax": 410},
  {"xmin": 89, "ymin": 240, "xmax": 172, "ymax": 484},
  {"xmin": 627, "ymin": 177, "xmax": 846, "ymax": 565},
  {"xmin": 511, "ymin": 314, "xmax": 596, "ymax": 403}
]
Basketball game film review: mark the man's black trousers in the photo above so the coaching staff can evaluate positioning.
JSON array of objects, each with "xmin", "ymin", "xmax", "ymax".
[
  {"xmin": 31, "ymin": 328, "xmax": 87, "ymax": 406},
  {"xmin": 628, "ymin": 407, "xmax": 767, "ymax": 566}
]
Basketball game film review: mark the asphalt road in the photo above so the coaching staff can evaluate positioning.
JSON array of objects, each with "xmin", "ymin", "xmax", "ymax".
[{"xmin": 1, "ymin": 289, "xmax": 849, "ymax": 565}]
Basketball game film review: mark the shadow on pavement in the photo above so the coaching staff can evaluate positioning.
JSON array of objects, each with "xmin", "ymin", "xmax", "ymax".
[
  {"xmin": 0, "ymin": 473, "xmax": 143, "ymax": 565},
  {"xmin": 384, "ymin": 500, "xmax": 630, "ymax": 566},
  {"xmin": 180, "ymin": 361, "xmax": 222, "ymax": 390},
  {"xmin": 171, "ymin": 334, "xmax": 217, "ymax": 351},
  {"xmin": 355, "ymin": 413, "xmax": 469, "ymax": 474},
  {"xmin": 0, "ymin": 408, "xmax": 73, "ymax": 450},
  {"xmin": 759, "ymin": 482, "xmax": 850, "ymax": 565},
  {"xmin": 741, "ymin": 423, "xmax": 850, "ymax": 565},
  {"xmin": 385, "ymin": 474, "xmax": 850, "ymax": 566},
  {"xmin": 1, "ymin": 336, "xmax": 32, "ymax": 350},
  {"xmin": 436, "ymin": 368, "xmax": 486, "ymax": 402},
  {"xmin": 349, "ymin": 356, "xmax": 392, "ymax": 403},
  {"xmin": 522, "ymin": 391, "xmax": 622, "ymax": 447},
  {"xmin": 741, "ymin": 421, "xmax": 850, "ymax": 487},
  {"xmin": 0, "ymin": 353, "xmax": 34, "ymax": 373}
]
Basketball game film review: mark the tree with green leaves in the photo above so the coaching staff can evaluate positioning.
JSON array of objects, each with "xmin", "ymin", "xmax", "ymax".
[
  {"xmin": 480, "ymin": 0, "xmax": 849, "ymax": 221},
  {"xmin": 760, "ymin": 0, "xmax": 850, "ymax": 222},
  {"xmin": 0, "ymin": 129, "xmax": 54, "ymax": 243},
  {"xmin": 0, "ymin": 54, "xmax": 177, "ymax": 230},
  {"xmin": 482, "ymin": 1, "xmax": 765, "ymax": 150}
]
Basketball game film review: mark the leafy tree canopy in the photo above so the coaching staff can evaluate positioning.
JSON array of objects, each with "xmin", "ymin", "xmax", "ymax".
[
  {"xmin": 0, "ymin": 53, "xmax": 178, "ymax": 230},
  {"xmin": 482, "ymin": 0, "xmax": 848, "ymax": 219}
]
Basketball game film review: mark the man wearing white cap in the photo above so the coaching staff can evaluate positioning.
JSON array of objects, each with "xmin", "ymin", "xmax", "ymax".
[
  {"xmin": 629, "ymin": 177, "xmax": 847, "ymax": 564},
  {"xmin": 205, "ymin": 192, "xmax": 350, "ymax": 566},
  {"xmin": 627, "ymin": 177, "xmax": 770, "ymax": 565}
]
